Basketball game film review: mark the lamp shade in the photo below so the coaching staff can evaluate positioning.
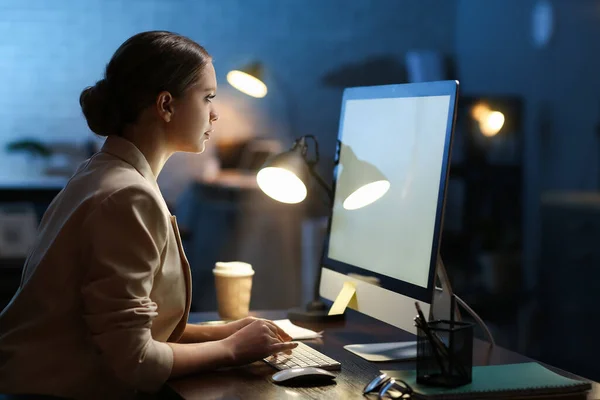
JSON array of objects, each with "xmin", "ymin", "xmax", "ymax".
[
  {"xmin": 227, "ymin": 62, "xmax": 268, "ymax": 98},
  {"xmin": 337, "ymin": 159, "xmax": 390, "ymax": 210},
  {"xmin": 256, "ymin": 147, "xmax": 309, "ymax": 204}
]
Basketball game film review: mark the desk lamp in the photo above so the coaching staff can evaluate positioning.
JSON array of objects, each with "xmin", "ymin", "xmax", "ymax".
[
  {"xmin": 227, "ymin": 62, "xmax": 268, "ymax": 98},
  {"xmin": 257, "ymin": 136, "xmax": 389, "ymax": 209},
  {"xmin": 257, "ymin": 135, "xmax": 390, "ymax": 322},
  {"xmin": 257, "ymin": 135, "xmax": 332, "ymax": 205}
]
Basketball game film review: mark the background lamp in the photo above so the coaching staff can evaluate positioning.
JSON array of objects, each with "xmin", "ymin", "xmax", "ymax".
[
  {"xmin": 256, "ymin": 136, "xmax": 390, "ymax": 322},
  {"xmin": 471, "ymin": 103, "xmax": 505, "ymax": 137},
  {"xmin": 227, "ymin": 62, "xmax": 268, "ymax": 98}
]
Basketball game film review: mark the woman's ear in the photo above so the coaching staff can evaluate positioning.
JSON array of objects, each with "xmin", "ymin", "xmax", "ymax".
[{"xmin": 156, "ymin": 91, "xmax": 174, "ymax": 123}]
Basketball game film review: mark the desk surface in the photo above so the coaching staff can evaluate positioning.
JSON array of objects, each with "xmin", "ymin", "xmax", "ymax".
[{"xmin": 167, "ymin": 310, "xmax": 599, "ymax": 400}]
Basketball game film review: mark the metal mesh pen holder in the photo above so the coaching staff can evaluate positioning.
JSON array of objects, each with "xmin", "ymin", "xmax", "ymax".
[{"xmin": 417, "ymin": 320, "xmax": 473, "ymax": 388}]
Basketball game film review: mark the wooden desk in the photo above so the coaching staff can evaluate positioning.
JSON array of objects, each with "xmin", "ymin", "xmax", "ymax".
[{"xmin": 167, "ymin": 310, "xmax": 598, "ymax": 399}]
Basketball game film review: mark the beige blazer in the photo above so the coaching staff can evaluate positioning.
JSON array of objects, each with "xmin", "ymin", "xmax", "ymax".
[{"xmin": 0, "ymin": 136, "xmax": 192, "ymax": 399}]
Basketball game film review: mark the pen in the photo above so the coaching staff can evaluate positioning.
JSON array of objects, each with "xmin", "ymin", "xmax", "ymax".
[
  {"xmin": 415, "ymin": 302, "xmax": 447, "ymax": 375},
  {"xmin": 415, "ymin": 317, "xmax": 448, "ymax": 356}
]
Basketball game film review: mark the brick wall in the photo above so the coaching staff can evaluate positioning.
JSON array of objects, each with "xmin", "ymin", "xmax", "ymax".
[{"xmin": 0, "ymin": 0, "xmax": 456, "ymax": 201}]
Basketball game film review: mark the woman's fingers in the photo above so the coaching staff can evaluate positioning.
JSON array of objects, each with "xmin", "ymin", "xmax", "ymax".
[
  {"xmin": 262, "ymin": 320, "xmax": 292, "ymax": 342},
  {"xmin": 269, "ymin": 341, "xmax": 298, "ymax": 355},
  {"xmin": 275, "ymin": 325, "xmax": 293, "ymax": 342},
  {"xmin": 262, "ymin": 320, "xmax": 287, "ymax": 342}
]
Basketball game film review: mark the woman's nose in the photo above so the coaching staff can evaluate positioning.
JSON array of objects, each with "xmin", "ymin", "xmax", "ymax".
[{"xmin": 210, "ymin": 111, "xmax": 219, "ymax": 122}]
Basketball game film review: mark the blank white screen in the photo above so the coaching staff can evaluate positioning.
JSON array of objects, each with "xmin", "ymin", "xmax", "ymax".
[{"xmin": 327, "ymin": 95, "xmax": 450, "ymax": 288}]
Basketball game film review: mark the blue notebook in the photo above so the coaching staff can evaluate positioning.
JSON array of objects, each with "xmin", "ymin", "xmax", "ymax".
[{"xmin": 382, "ymin": 363, "xmax": 591, "ymax": 399}]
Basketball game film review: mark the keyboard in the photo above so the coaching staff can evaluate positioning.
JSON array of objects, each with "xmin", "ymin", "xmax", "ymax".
[{"xmin": 264, "ymin": 341, "xmax": 341, "ymax": 371}]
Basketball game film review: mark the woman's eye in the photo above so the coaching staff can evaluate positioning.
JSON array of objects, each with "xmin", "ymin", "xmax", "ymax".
[{"xmin": 206, "ymin": 94, "xmax": 216, "ymax": 102}]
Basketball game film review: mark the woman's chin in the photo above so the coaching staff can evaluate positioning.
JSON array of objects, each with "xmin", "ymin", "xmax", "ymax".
[
  {"xmin": 191, "ymin": 138, "xmax": 208, "ymax": 153},
  {"xmin": 197, "ymin": 134, "xmax": 210, "ymax": 153},
  {"xmin": 178, "ymin": 142, "xmax": 206, "ymax": 154},
  {"xmin": 178, "ymin": 135, "xmax": 209, "ymax": 154},
  {"xmin": 196, "ymin": 142, "xmax": 207, "ymax": 154}
]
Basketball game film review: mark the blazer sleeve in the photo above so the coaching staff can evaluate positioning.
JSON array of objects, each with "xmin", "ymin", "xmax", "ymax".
[{"xmin": 80, "ymin": 185, "xmax": 173, "ymax": 393}]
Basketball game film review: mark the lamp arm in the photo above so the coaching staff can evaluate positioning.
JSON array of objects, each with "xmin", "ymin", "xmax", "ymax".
[
  {"xmin": 296, "ymin": 134, "xmax": 334, "ymax": 204},
  {"xmin": 308, "ymin": 166, "xmax": 334, "ymax": 204}
]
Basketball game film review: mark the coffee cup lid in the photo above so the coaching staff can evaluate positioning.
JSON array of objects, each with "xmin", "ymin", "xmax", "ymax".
[{"xmin": 213, "ymin": 261, "xmax": 254, "ymax": 277}]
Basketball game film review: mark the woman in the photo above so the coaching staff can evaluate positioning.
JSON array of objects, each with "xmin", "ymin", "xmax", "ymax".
[{"xmin": 0, "ymin": 31, "xmax": 297, "ymax": 399}]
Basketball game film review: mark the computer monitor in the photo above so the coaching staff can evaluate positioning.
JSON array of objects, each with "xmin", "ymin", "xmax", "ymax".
[{"xmin": 319, "ymin": 81, "xmax": 459, "ymax": 340}]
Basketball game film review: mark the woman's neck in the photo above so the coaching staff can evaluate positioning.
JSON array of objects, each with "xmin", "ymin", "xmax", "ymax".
[{"xmin": 121, "ymin": 122, "xmax": 173, "ymax": 178}]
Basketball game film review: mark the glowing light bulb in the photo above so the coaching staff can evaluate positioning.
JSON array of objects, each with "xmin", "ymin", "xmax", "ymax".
[
  {"xmin": 479, "ymin": 111, "xmax": 505, "ymax": 137},
  {"xmin": 257, "ymin": 167, "xmax": 306, "ymax": 204}
]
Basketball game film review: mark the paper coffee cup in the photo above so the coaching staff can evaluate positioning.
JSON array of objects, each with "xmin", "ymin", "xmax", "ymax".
[{"xmin": 213, "ymin": 261, "xmax": 254, "ymax": 320}]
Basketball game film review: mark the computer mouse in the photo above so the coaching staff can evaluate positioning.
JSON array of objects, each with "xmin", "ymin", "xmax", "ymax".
[{"xmin": 271, "ymin": 367, "xmax": 336, "ymax": 386}]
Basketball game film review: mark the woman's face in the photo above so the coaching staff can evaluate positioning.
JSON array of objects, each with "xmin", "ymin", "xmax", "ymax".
[{"xmin": 169, "ymin": 62, "xmax": 219, "ymax": 153}]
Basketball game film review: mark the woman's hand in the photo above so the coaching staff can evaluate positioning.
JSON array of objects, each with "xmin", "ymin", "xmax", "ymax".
[
  {"xmin": 223, "ymin": 317, "xmax": 293, "ymax": 342},
  {"xmin": 223, "ymin": 319, "xmax": 298, "ymax": 365},
  {"xmin": 178, "ymin": 317, "xmax": 293, "ymax": 344}
]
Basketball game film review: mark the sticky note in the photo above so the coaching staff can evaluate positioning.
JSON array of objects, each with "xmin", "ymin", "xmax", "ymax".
[{"xmin": 328, "ymin": 281, "xmax": 357, "ymax": 315}]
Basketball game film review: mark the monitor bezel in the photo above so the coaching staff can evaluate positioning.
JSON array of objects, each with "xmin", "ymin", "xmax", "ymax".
[{"xmin": 320, "ymin": 80, "xmax": 459, "ymax": 304}]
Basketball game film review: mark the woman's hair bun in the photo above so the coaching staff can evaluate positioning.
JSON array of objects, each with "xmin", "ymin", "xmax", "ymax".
[
  {"xmin": 79, "ymin": 79, "xmax": 119, "ymax": 137},
  {"xmin": 79, "ymin": 31, "xmax": 211, "ymax": 137}
]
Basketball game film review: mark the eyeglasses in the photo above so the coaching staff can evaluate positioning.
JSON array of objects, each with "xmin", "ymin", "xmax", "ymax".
[{"xmin": 363, "ymin": 372, "xmax": 413, "ymax": 399}]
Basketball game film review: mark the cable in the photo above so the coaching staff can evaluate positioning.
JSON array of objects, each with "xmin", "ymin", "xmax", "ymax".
[
  {"xmin": 454, "ymin": 294, "xmax": 496, "ymax": 348},
  {"xmin": 303, "ymin": 135, "xmax": 320, "ymax": 166}
]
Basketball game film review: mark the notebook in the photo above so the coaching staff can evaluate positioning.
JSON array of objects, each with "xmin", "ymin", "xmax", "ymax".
[
  {"xmin": 382, "ymin": 362, "xmax": 591, "ymax": 399},
  {"xmin": 273, "ymin": 319, "xmax": 322, "ymax": 340}
]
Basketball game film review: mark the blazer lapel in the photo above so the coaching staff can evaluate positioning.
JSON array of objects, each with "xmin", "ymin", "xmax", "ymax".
[{"xmin": 167, "ymin": 215, "xmax": 192, "ymax": 342}]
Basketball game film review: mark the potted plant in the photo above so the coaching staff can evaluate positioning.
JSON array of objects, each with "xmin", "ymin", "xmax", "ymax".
[{"xmin": 5, "ymin": 139, "xmax": 52, "ymax": 176}]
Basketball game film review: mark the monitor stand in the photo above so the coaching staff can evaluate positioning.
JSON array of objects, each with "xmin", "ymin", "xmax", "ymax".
[{"xmin": 343, "ymin": 256, "xmax": 458, "ymax": 362}]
